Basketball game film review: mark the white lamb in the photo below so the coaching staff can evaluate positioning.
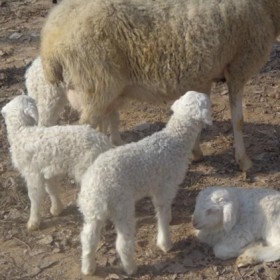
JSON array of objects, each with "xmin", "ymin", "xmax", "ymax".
[
  {"xmin": 78, "ymin": 91, "xmax": 212, "ymax": 275},
  {"xmin": 1, "ymin": 95, "xmax": 113, "ymax": 231},
  {"xmin": 25, "ymin": 56, "xmax": 121, "ymax": 144},
  {"xmin": 192, "ymin": 186, "xmax": 280, "ymax": 267}
]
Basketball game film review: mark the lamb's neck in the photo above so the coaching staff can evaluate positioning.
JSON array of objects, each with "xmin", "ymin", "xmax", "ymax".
[
  {"xmin": 5, "ymin": 119, "xmax": 27, "ymax": 145},
  {"xmin": 265, "ymin": 0, "xmax": 280, "ymax": 35},
  {"xmin": 165, "ymin": 115, "xmax": 202, "ymax": 150}
]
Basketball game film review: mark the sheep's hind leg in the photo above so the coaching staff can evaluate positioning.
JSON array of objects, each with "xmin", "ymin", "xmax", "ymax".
[
  {"xmin": 26, "ymin": 175, "xmax": 45, "ymax": 231},
  {"xmin": 108, "ymin": 110, "xmax": 124, "ymax": 145},
  {"xmin": 45, "ymin": 178, "xmax": 64, "ymax": 216},
  {"xmin": 227, "ymin": 81, "xmax": 252, "ymax": 171},
  {"xmin": 114, "ymin": 205, "xmax": 137, "ymax": 275},
  {"xmin": 81, "ymin": 220, "xmax": 103, "ymax": 275}
]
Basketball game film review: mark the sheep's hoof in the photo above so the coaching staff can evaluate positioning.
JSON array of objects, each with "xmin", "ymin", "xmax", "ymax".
[
  {"xmin": 236, "ymin": 255, "xmax": 256, "ymax": 268},
  {"xmin": 237, "ymin": 154, "xmax": 253, "ymax": 172},
  {"xmin": 27, "ymin": 220, "xmax": 40, "ymax": 231},
  {"xmin": 192, "ymin": 149, "xmax": 203, "ymax": 162},
  {"xmin": 110, "ymin": 136, "xmax": 125, "ymax": 146},
  {"xmin": 157, "ymin": 240, "xmax": 173, "ymax": 253}
]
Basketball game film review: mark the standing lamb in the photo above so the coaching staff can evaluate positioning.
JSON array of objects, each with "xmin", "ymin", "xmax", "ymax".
[
  {"xmin": 1, "ymin": 95, "xmax": 113, "ymax": 231},
  {"xmin": 25, "ymin": 56, "xmax": 122, "ymax": 144},
  {"xmin": 40, "ymin": 0, "xmax": 280, "ymax": 171},
  {"xmin": 78, "ymin": 91, "xmax": 212, "ymax": 275},
  {"xmin": 192, "ymin": 186, "xmax": 280, "ymax": 267}
]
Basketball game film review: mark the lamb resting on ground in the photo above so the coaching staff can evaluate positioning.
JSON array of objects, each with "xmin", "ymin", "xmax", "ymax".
[
  {"xmin": 78, "ymin": 91, "xmax": 212, "ymax": 275},
  {"xmin": 192, "ymin": 186, "xmax": 280, "ymax": 267},
  {"xmin": 1, "ymin": 95, "xmax": 113, "ymax": 231},
  {"xmin": 41, "ymin": 0, "xmax": 280, "ymax": 171}
]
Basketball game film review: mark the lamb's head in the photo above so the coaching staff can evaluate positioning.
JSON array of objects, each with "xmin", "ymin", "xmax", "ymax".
[
  {"xmin": 171, "ymin": 91, "xmax": 212, "ymax": 125},
  {"xmin": 1, "ymin": 95, "xmax": 38, "ymax": 126},
  {"xmin": 192, "ymin": 187, "xmax": 239, "ymax": 233}
]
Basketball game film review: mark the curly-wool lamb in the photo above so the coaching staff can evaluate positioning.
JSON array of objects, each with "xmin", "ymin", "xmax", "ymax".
[
  {"xmin": 192, "ymin": 186, "xmax": 280, "ymax": 267},
  {"xmin": 41, "ymin": 0, "xmax": 280, "ymax": 171},
  {"xmin": 78, "ymin": 91, "xmax": 212, "ymax": 275},
  {"xmin": 25, "ymin": 56, "xmax": 122, "ymax": 144},
  {"xmin": 1, "ymin": 95, "xmax": 113, "ymax": 231}
]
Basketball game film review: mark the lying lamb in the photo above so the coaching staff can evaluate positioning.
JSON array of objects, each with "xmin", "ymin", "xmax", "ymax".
[
  {"xmin": 192, "ymin": 186, "xmax": 280, "ymax": 267},
  {"xmin": 41, "ymin": 0, "xmax": 280, "ymax": 171},
  {"xmin": 25, "ymin": 56, "xmax": 122, "ymax": 145},
  {"xmin": 78, "ymin": 91, "xmax": 212, "ymax": 275},
  {"xmin": 1, "ymin": 95, "xmax": 113, "ymax": 231}
]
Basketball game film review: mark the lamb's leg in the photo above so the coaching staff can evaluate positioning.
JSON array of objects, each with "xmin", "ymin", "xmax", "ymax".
[
  {"xmin": 45, "ymin": 178, "xmax": 64, "ymax": 216},
  {"xmin": 213, "ymin": 230, "xmax": 254, "ymax": 260},
  {"xmin": 153, "ymin": 198, "xmax": 173, "ymax": 252},
  {"xmin": 228, "ymin": 82, "xmax": 252, "ymax": 171},
  {"xmin": 26, "ymin": 175, "xmax": 45, "ymax": 231},
  {"xmin": 81, "ymin": 220, "xmax": 103, "ymax": 275},
  {"xmin": 114, "ymin": 206, "xmax": 137, "ymax": 275}
]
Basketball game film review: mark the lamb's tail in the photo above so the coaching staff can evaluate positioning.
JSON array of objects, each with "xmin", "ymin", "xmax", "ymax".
[{"xmin": 236, "ymin": 243, "xmax": 280, "ymax": 267}]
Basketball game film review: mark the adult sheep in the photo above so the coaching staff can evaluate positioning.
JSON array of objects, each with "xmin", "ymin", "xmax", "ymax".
[{"xmin": 40, "ymin": 0, "xmax": 280, "ymax": 171}]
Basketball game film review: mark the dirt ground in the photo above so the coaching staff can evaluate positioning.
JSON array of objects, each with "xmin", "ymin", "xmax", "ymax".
[{"xmin": 0, "ymin": 1, "xmax": 280, "ymax": 279}]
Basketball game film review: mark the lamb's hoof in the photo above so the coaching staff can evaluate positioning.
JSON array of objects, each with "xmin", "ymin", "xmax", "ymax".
[
  {"xmin": 123, "ymin": 262, "xmax": 137, "ymax": 275},
  {"xmin": 81, "ymin": 261, "xmax": 96, "ymax": 275},
  {"xmin": 50, "ymin": 203, "xmax": 64, "ymax": 216},
  {"xmin": 157, "ymin": 240, "xmax": 173, "ymax": 253},
  {"xmin": 237, "ymin": 154, "xmax": 253, "ymax": 172},
  {"xmin": 236, "ymin": 255, "xmax": 255, "ymax": 268},
  {"xmin": 27, "ymin": 220, "xmax": 40, "ymax": 231}
]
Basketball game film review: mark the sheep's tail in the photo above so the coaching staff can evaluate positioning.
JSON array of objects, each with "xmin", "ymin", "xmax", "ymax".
[
  {"xmin": 41, "ymin": 54, "xmax": 64, "ymax": 86},
  {"xmin": 237, "ymin": 243, "xmax": 280, "ymax": 267}
]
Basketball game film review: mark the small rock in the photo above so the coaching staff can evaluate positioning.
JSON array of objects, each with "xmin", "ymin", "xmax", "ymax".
[
  {"xmin": 0, "ymin": 1, "xmax": 7, "ymax": 7},
  {"xmin": 9, "ymin": 32, "xmax": 22, "ymax": 40},
  {"xmin": 135, "ymin": 123, "xmax": 150, "ymax": 131},
  {"xmin": 29, "ymin": 248, "xmax": 47, "ymax": 256},
  {"xmin": 37, "ymin": 235, "xmax": 53, "ymax": 245},
  {"xmin": 105, "ymin": 274, "xmax": 119, "ymax": 280},
  {"xmin": 7, "ymin": 209, "xmax": 21, "ymax": 220}
]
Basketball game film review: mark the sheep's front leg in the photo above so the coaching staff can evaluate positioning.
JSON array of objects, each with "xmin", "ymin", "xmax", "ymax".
[
  {"xmin": 26, "ymin": 175, "xmax": 45, "ymax": 231},
  {"xmin": 213, "ymin": 231, "xmax": 254, "ymax": 261},
  {"xmin": 45, "ymin": 178, "xmax": 64, "ymax": 216},
  {"xmin": 81, "ymin": 220, "xmax": 103, "ymax": 275},
  {"xmin": 228, "ymin": 82, "xmax": 252, "ymax": 171},
  {"xmin": 114, "ymin": 205, "xmax": 137, "ymax": 275},
  {"xmin": 108, "ymin": 110, "xmax": 124, "ymax": 146},
  {"xmin": 153, "ymin": 198, "xmax": 173, "ymax": 252}
]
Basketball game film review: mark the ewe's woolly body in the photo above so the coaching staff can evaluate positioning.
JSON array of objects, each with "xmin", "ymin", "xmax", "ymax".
[
  {"xmin": 41, "ymin": 0, "xmax": 280, "ymax": 170},
  {"xmin": 193, "ymin": 187, "xmax": 280, "ymax": 265},
  {"xmin": 78, "ymin": 91, "xmax": 212, "ymax": 275}
]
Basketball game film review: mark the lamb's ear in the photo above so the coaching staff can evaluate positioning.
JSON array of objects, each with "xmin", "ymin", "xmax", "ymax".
[
  {"xmin": 200, "ymin": 108, "xmax": 213, "ymax": 126},
  {"xmin": 23, "ymin": 106, "xmax": 38, "ymax": 125},
  {"xmin": 223, "ymin": 202, "xmax": 237, "ymax": 233}
]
